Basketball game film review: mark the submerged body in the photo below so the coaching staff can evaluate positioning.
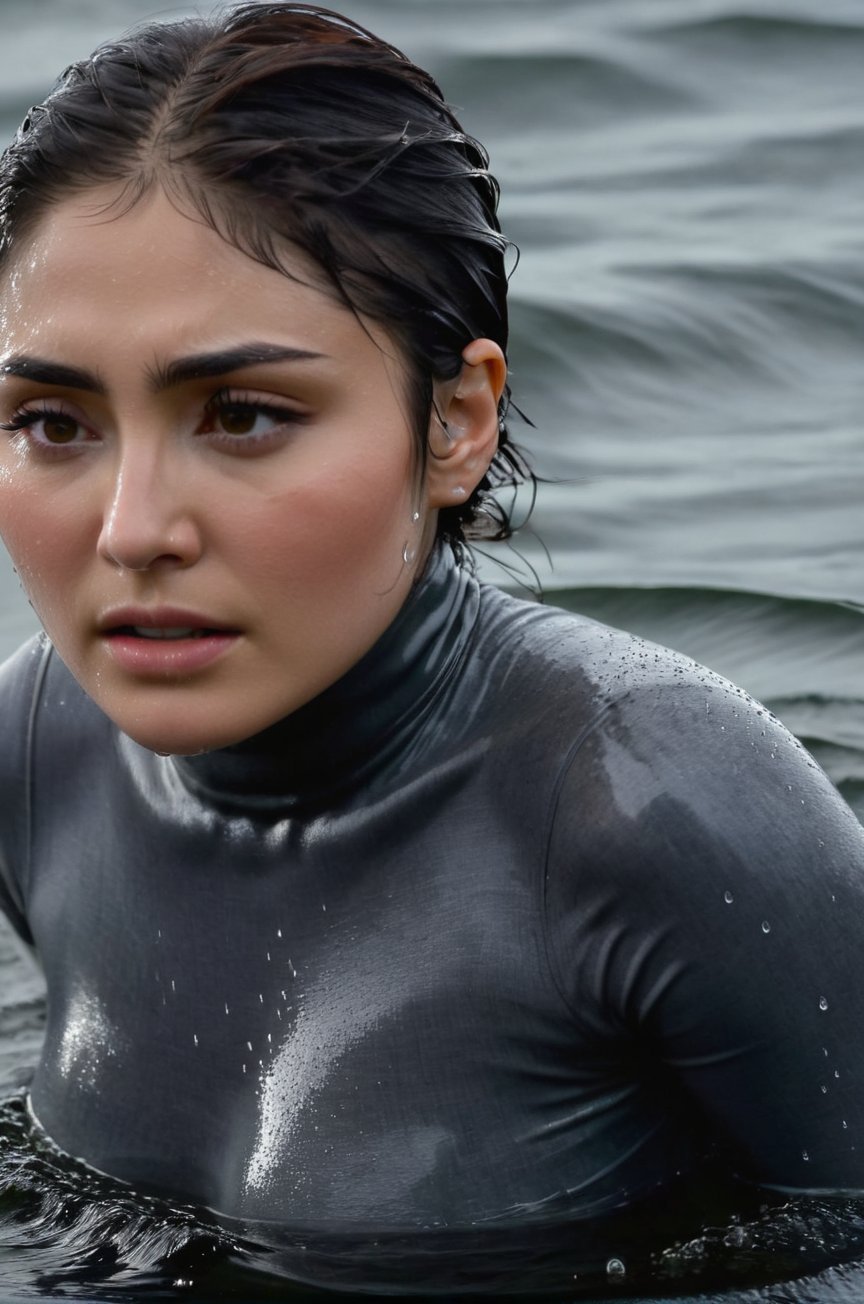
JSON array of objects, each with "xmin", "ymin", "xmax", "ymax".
[{"xmin": 1, "ymin": 549, "xmax": 862, "ymax": 1226}]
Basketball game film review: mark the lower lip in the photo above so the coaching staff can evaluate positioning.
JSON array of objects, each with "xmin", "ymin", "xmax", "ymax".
[{"xmin": 102, "ymin": 633, "xmax": 239, "ymax": 674}]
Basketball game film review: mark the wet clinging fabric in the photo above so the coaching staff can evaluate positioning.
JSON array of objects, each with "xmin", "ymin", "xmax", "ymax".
[{"xmin": 0, "ymin": 546, "xmax": 863, "ymax": 1225}]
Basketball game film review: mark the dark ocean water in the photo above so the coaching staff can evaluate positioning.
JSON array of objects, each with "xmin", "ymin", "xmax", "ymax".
[{"xmin": 0, "ymin": 0, "xmax": 861, "ymax": 1298}]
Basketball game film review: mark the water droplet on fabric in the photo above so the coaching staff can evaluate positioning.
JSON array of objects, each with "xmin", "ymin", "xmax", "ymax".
[{"xmin": 606, "ymin": 1258, "xmax": 626, "ymax": 1279}]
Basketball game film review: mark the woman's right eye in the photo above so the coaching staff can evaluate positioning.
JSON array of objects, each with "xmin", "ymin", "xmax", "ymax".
[{"xmin": 0, "ymin": 406, "xmax": 91, "ymax": 453}]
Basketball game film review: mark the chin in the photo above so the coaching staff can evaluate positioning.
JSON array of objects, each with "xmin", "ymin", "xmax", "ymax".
[{"xmin": 111, "ymin": 708, "xmax": 259, "ymax": 757}]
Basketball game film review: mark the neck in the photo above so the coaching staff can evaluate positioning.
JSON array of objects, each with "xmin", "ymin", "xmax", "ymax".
[{"xmin": 170, "ymin": 546, "xmax": 479, "ymax": 814}]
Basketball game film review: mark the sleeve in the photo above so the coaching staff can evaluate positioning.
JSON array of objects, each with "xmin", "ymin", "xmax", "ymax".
[
  {"xmin": 0, "ymin": 635, "xmax": 51, "ymax": 947},
  {"xmin": 545, "ymin": 652, "xmax": 864, "ymax": 1195}
]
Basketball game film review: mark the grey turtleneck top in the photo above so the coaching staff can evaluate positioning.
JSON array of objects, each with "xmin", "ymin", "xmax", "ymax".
[{"xmin": 0, "ymin": 547, "xmax": 863, "ymax": 1228}]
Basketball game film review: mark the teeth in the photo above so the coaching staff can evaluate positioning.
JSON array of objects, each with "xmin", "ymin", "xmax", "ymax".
[{"xmin": 131, "ymin": 627, "xmax": 202, "ymax": 640}]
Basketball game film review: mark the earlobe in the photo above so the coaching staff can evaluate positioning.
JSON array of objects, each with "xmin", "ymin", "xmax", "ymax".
[{"xmin": 426, "ymin": 338, "xmax": 507, "ymax": 509}]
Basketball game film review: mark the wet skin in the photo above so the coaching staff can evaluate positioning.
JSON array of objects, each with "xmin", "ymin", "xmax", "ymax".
[{"xmin": 0, "ymin": 186, "xmax": 504, "ymax": 755}]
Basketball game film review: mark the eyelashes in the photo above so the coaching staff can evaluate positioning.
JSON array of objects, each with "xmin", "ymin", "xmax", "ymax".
[
  {"xmin": 0, "ymin": 402, "xmax": 90, "ymax": 458},
  {"xmin": 199, "ymin": 388, "xmax": 307, "ymax": 449},
  {"xmin": 0, "ymin": 388, "xmax": 309, "ymax": 459}
]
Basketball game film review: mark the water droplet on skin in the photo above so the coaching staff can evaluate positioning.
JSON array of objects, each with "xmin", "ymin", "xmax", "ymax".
[
  {"xmin": 724, "ymin": 890, "xmax": 734, "ymax": 904},
  {"xmin": 761, "ymin": 920, "xmax": 771, "ymax": 934},
  {"xmin": 606, "ymin": 1258, "xmax": 626, "ymax": 1279},
  {"xmin": 819, "ymin": 997, "xmax": 829, "ymax": 1011}
]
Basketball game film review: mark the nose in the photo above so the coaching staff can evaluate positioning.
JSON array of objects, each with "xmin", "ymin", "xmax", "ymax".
[{"xmin": 96, "ymin": 446, "xmax": 203, "ymax": 572}]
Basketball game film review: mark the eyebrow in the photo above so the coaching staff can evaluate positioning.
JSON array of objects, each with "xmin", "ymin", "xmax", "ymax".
[{"xmin": 0, "ymin": 343, "xmax": 327, "ymax": 395}]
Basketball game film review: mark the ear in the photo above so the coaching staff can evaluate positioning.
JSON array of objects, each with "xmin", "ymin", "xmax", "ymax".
[{"xmin": 425, "ymin": 338, "xmax": 507, "ymax": 509}]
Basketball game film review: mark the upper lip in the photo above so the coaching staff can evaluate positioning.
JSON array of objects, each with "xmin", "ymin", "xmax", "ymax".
[{"xmin": 97, "ymin": 605, "xmax": 240, "ymax": 633}]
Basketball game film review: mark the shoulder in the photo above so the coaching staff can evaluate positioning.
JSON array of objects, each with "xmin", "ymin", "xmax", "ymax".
[
  {"xmin": 471, "ymin": 582, "xmax": 765, "ymax": 760},
  {"xmin": 471, "ymin": 581, "xmax": 861, "ymax": 867},
  {"xmin": 524, "ymin": 598, "xmax": 864, "ymax": 933},
  {"xmin": 0, "ymin": 634, "xmax": 110, "ymax": 769},
  {"xmin": 0, "ymin": 635, "xmax": 52, "ymax": 759}
]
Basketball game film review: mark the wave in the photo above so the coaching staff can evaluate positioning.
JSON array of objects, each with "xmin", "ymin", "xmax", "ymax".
[{"xmin": 642, "ymin": 13, "xmax": 864, "ymax": 46}]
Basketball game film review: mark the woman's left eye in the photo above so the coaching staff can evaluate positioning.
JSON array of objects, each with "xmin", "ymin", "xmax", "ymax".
[{"xmin": 199, "ymin": 392, "xmax": 304, "ymax": 449}]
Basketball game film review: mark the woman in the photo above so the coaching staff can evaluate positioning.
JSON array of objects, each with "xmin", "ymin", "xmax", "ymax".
[{"xmin": 0, "ymin": 0, "xmax": 862, "ymax": 1239}]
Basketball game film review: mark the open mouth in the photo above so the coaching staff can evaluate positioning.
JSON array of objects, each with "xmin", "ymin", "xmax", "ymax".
[
  {"xmin": 101, "ymin": 623, "xmax": 241, "ymax": 673},
  {"xmin": 111, "ymin": 626, "xmax": 230, "ymax": 640}
]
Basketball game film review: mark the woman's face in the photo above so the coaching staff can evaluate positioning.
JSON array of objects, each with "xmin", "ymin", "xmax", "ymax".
[{"xmin": 0, "ymin": 188, "xmax": 439, "ymax": 754}]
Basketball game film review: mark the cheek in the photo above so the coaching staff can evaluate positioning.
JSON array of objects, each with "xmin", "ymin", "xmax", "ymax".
[
  {"xmin": 0, "ymin": 482, "xmax": 88, "ymax": 614},
  {"xmin": 230, "ymin": 450, "xmax": 416, "ymax": 583}
]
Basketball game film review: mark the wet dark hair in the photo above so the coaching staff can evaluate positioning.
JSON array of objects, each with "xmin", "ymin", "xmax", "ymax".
[{"xmin": 0, "ymin": 2, "xmax": 531, "ymax": 556}]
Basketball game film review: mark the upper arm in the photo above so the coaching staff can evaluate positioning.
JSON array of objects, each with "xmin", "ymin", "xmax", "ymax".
[{"xmin": 545, "ymin": 660, "xmax": 864, "ymax": 1193}]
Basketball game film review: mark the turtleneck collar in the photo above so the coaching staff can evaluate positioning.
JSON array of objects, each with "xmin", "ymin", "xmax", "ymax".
[{"xmin": 169, "ymin": 545, "xmax": 479, "ymax": 814}]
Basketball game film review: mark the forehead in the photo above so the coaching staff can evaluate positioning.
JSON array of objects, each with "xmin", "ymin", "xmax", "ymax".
[{"xmin": 0, "ymin": 185, "xmax": 389, "ymax": 368}]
